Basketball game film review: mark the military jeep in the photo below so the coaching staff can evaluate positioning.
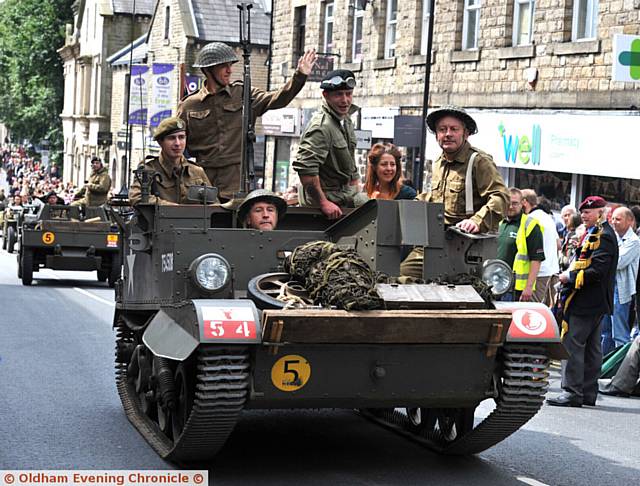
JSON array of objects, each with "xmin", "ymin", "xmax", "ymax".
[{"xmin": 17, "ymin": 204, "xmax": 121, "ymax": 286}]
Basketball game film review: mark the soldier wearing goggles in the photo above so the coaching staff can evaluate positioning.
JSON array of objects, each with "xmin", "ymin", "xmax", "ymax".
[{"xmin": 293, "ymin": 69, "xmax": 368, "ymax": 220}]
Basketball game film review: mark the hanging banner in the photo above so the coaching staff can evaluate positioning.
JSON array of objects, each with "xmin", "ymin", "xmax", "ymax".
[
  {"xmin": 149, "ymin": 63, "xmax": 175, "ymax": 127},
  {"xmin": 128, "ymin": 65, "xmax": 149, "ymax": 126},
  {"xmin": 184, "ymin": 74, "xmax": 205, "ymax": 96}
]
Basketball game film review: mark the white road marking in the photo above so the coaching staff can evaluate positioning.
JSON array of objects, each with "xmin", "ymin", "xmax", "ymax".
[
  {"xmin": 517, "ymin": 477, "xmax": 550, "ymax": 486},
  {"xmin": 73, "ymin": 287, "xmax": 114, "ymax": 306}
]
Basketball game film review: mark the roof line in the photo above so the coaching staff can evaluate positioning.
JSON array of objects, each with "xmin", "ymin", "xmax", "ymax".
[
  {"xmin": 106, "ymin": 33, "xmax": 147, "ymax": 63},
  {"xmin": 187, "ymin": 0, "xmax": 200, "ymax": 38}
]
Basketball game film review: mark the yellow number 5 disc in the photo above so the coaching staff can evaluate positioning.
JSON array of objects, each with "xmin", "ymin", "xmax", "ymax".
[
  {"xmin": 270, "ymin": 355, "xmax": 311, "ymax": 392},
  {"xmin": 42, "ymin": 232, "xmax": 55, "ymax": 244}
]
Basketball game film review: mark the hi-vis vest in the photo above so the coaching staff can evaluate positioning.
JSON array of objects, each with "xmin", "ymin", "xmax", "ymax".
[{"xmin": 513, "ymin": 214, "xmax": 544, "ymax": 291}]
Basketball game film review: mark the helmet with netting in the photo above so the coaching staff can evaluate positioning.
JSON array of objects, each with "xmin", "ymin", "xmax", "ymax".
[
  {"xmin": 194, "ymin": 42, "xmax": 239, "ymax": 68},
  {"xmin": 237, "ymin": 189, "xmax": 287, "ymax": 224},
  {"xmin": 426, "ymin": 105, "xmax": 478, "ymax": 135}
]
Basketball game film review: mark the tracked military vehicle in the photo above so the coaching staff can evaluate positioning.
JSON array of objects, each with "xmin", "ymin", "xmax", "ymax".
[
  {"xmin": 17, "ymin": 204, "xmax": 121, "ymax": 286},
  {"xmin": 113, "ymin": 193, "xmax": 565, "ymax": 465}
]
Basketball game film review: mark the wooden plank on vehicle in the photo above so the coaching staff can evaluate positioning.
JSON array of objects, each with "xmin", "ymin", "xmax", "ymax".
[{"xmin": 261, "ymin": 309, "xmax": 511, "ymax": 344}]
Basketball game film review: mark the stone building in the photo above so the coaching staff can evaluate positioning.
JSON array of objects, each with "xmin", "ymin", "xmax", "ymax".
[
  {"xmin": 106, "ymin": 0, "xmax": 273, "ymax": 189},
  {"xmin": 58, "ymin": 0, "xmax": 154, "ymax": 189},
  {"xmin": 267, "ymin": 0, "xmax": 640, "ymax": 208}
]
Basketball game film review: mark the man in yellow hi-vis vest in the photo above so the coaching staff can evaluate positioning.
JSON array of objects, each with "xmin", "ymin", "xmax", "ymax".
[{"xmin": 513, "ymin": 203, "xmax": 545, "ymax": 301}]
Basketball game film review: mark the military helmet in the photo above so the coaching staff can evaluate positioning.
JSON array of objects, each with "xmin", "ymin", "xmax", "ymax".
[
  {"xmin": 194, "ymin": 42, "xmax": 239, "ymax": 69},
  {"xmin": 237, "ymin": 189, "xmax": 287, "ymax": 224},
  {"xmin": 426, "ymin": 105, "xmax": 478, "ymax": 135},
  {"xmin": 153, "ymin": 116, "xmax": 186, "ymax": 141}
]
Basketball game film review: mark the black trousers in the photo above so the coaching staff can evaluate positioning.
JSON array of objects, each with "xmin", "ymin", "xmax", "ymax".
[{"xmin": 561, "ymin": 312, "xmax": 604, "ymax": 400}]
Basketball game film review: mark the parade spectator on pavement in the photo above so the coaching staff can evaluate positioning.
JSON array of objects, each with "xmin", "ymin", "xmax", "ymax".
[
  {"xmin": 547, "ymin": 196, "xmax": 618, "ymax": 408},
  {"xmin": 599, "ymin": 335, "xmax": 640, "ymax": 397},
  {"xmin": 498, "ymin": 187, "xmax": 545, "ymax": 302},
  {"xmin": 521, "ymin": 189, "xmax": 560, "ymax": 305},
  {"xmin": 601, "ymin": 207, "xmax": 640, "ymax": 355},
  {"xmin": 560, "ymin": 212, "xmax": 584, "ymax": 271}
]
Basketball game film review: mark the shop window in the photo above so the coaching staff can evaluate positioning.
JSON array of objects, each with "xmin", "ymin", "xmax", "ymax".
[
  {"xmin": 273, "ymin": 138, "xmax": 292, "ymax": 194},
  {"xmin": 583, "ymin": 175, "xmax": 640, "ymax": 205},
  {"xmin": 384, "ymin": 0, "xmax": 398, "ymax": 58},
  {"xmin": 420, "ymin": 0, "xmax": 433, "ymax": 55},
  {"xmin": 515, "ymin": 169, "xmax": 572, "ymax": 211},
  {"xmin": 513, "ymin": 0, "xmax": 535, "ymax": 46},
  {"xmin": 462, "ymin": 0, "xmax": 481, "ymax": 50},
  {"xmin": 323, "ymin": 2, "xmax": 335, "ymax": 54},
  {"xmin": 351, "ymin": 3, "xmax": 365, "ymax": 62},
  {"xmin": 293, "ymin": 6, "xmax": 306, "ymax": 66},
  {"xmin": 572, "ymin": 0, "xmax": 598, "ymax": 41}
]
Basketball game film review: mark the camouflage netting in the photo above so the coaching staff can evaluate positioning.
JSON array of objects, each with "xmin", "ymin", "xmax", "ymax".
[{"xmin": 285, "ymin": 241, "xmax": 386, "ymax": 310}]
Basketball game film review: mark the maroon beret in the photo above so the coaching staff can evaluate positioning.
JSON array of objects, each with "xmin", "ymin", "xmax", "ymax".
[{"xmin": 579, "ymin": 196, "xmax": 607, "ymax": 211}]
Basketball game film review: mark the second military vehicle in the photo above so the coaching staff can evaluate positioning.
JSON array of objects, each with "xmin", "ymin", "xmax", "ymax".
[
  {"xmin": 18, "ymin": 204, "xmax": 121, "ymax": 286},
  {"xmin": 113, "ymin": 193, "xmax": 565, "ymax": 465}
]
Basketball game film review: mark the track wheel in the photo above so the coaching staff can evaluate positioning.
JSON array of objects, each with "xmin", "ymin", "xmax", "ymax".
[
  {"xmin": 21, "ymin": 249, "xmax": 34, "ymax": 286},
  {"xmin": 153, "ymin": 357, "xmax": 174, "ymax": 439},
  {"xmin": 428, "ymin": 407, "xmax": 475, "ymax": 443},
  {"xmin": 129, "ymin": 346, "xmax": 156, "ymax": 419},
  {"xmin": 171, "ymin": 362, "xmax": 195, "ymax": 441},
  {"xmin": 7, "ymin": 226, "xmax": 16, "ymax": 254}
]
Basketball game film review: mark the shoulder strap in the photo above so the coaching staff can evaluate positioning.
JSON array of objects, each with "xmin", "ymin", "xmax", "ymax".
[{"xmin": 465, "ymin": 152, "xmax": 478, "ymax": 215}]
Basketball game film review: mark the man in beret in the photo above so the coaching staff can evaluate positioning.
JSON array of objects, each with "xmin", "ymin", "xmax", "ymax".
[
  {"xmin": 129, "ymin": 117, "xmax": 212, "ymax": 205},
  {"xmin": 400, "ymin": 105, "xmax": 509, "ymax": 278},
  {"xmin": 547, "ymin": 196, "xmax": 618, "ymax": 407},
  {"xmin": 237, "ymin": 189, "xmax": 286, "ymax": 231},
  {"xmin": 177, "ymin": 42, "xmax": 317, "ymax": 201},
  {"xmin": 71, "ymin": 156, "xmax": 111, "ymax": 207},
  {"xmin": 293, "ymin": 69, "xmax": 368, "ymax": 219}
]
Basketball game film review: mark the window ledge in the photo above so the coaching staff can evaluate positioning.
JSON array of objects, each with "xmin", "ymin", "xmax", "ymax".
[
  {"xmin": 408, "ymin": 50, "xmax": 436, "ymax": 66},
  {"xmin": 372, "ymin": 58, "xmax": 396, "ymax": 70},
  {"xmin": 497, "ymin": 45, "xmax": 535, "ymax": 60},
  {"xmin": 450, "ymin": 49, "xmax": 481, "ymax": 63},
  {"xmin": 552, "ymin": 39, "xmax": 600, "ymax": 56},
  {"xmin": 341, "ymin": 61, "xmax": 362, "ymax": 72}
]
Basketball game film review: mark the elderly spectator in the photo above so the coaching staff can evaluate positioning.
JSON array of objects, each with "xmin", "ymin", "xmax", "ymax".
[
  {"xmin": 560, "ymin": 212, "xmax": 584, "ymax": 271},
  {"xmin": 601, "ymin": 207, "xmax": 640, "ymax": 355},
  {"xmin": 560, "ymin": 204, "xmax": 577, "ymax": 238},
  {"xmin": 548, "ymin": 196, "xmax": 618, "ymax": 407}
]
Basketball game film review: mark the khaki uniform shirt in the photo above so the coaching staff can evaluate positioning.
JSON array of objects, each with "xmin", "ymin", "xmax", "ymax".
[
  {"xmin": 419, "ymin": 141, "xmax": 508, "ymax": 233},
  {"xmin": 176, "ymin": 71, "xmax": 307, "ymax": 170},
  {"xmin": 293, "ymin": 101, "xmax": 360, "ymax": 196},
  {"xmin": 74, "ymin": 167, "xmax": 111, "ymax": 206},
  {"xmin": 129, "ymin": 154, "xmax": 211, "ymax": 206}
]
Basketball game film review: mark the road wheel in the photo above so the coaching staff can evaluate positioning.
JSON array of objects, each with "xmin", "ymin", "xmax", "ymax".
[
  {"xmin": 6, "ymin": 226, "xmax": 16, "ymax": 254},
  {"xmin": 171, "ymin": 362, "xmax": 195, "ymax": 442},
  {"xmin": 97, "ymin": 270, "xmax": 108, "ymax": 282},
  {"xmin": 21, "ymin": 249, "xmax": 34, "ymax": 286}
]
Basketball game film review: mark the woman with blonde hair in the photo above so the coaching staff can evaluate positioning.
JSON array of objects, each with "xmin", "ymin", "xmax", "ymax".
[{"xmin": 365, "ymin": 143, "xmax": 417, "ymax": 200}]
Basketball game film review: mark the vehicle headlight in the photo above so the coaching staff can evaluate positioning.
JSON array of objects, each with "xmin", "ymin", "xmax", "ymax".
[
  {"xmin": 481, "ymin": 259, "xmax": 513, "ymax": 297},
  {"xmin": 189, "ymin": 254, "xmax": 230, "ymax": 292}
]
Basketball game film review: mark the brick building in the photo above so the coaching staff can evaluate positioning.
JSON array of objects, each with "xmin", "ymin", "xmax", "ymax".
[
  {"xmin": 267, "ymin": 0, "xmax": 640, "ymax": 208},
  {"xmin": 58, "ymin": 0, "xmax": 154, "ymax": 188},
  {"xmin": 106, "ymin": 0, "xmax": 273, "ymax": 189}
]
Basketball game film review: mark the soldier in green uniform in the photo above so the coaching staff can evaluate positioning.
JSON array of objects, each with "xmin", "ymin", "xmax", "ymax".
[
  {"xmin": 71, "ymin": 156, "xmax": 111, "ymax": 207},
  {"xmin": 400, "ymin": 105, "xmax": 509, "ymax": 278},
  {"xmin": 293, "ymin": 69, "xmax": 368, "ymax": 220},
  {"xmin": 129, "ymin": 117, "xmax": 212, "ymax": 206},
  {"xmin": 177, "ymin": 42, "xmax": 317, "ymax": 200}
]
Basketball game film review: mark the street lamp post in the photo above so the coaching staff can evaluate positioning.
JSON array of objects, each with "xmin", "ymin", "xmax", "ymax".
[{"xmin": 415, "ymin": 0, "xmax": 436, "ymax": 192}]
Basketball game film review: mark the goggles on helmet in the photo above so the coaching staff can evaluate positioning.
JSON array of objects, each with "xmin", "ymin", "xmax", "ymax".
[{"xmin": 321, "ymin": 76, "xmax": 356, "ymax": 90}]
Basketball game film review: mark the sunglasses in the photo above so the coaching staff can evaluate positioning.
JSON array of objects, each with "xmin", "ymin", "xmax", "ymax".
[{"xmin": 321, "ymin": 76, "xmax": 356, "ymax": 89}]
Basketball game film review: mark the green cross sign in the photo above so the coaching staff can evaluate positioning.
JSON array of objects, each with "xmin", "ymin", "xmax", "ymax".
[{"xmin": 618, "ymin": 38, "xmax": 640, "ymax": 80}]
